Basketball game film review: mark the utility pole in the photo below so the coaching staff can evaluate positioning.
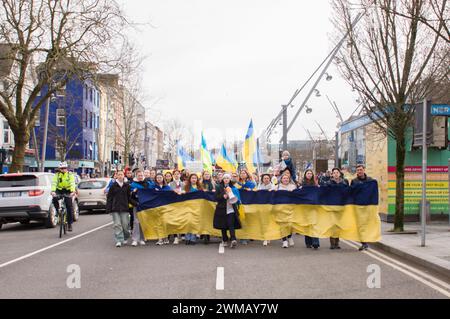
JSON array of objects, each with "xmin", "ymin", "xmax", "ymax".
[
  {"xmin": 282, "ymin": 105, "xmax": 288, "ymax": 151},
  {"xmin": 421, "ymin": 99, "xmax": 429, "ymax": 247}
]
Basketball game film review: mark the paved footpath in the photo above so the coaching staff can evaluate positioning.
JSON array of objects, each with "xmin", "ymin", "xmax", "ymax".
[{"xmin": 0, "ymin": 214, "xmax": 449, "ymax": 299}]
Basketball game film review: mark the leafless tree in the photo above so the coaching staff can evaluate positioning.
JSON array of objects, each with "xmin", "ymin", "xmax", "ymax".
[
  {"xmin": 0, "ymin": 0, "xmax": 128, "ymax": 172},
  {"xmin": 332, "ymin": 0, "xmax": 448, "ymax": 231},
  {"xmin": 110, "ymin": 40, "xmax": 148, "ymax": 168},
  {"xmin": 164, "ymin": 118, "xmax": 188, "ymax": 166}
]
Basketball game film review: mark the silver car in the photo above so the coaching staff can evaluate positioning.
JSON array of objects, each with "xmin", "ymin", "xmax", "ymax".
[
  {"xmin": 0, "ymin": 173, "xmax": 56, "ymax": 229},
  {"xmin": 77, "ymin": 178, "xmax": 111, "ymax": 213}
]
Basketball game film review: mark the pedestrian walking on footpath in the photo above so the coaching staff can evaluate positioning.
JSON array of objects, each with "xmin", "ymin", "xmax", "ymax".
[
  {"xmin": 327, "ymin": 167, "xmax": 349, "ymax": 250},
  {"xmin": 301, "ymin": 169, "xmax": 320, "ymax": 250},
  {"xmin": 184, "ymin": 174, "xmax": 204, "ymax": 245},
  {"xmin": 351, "ymin": 164, "xmax": 374, "ymax": 252},
  {"xmin": 275, "ymin": 173, "xmax": 298, "ymax": 248},
  {"xmin": 213, "ymin": 174, "xmax": 242, "ymax": 249},
  {"xmin": 130, "ymin": 170, "xmax": 153, "ymax": 247},
  {"xmin": 106, "ymin": 170, "xmax": 137, "ymax": 247}
]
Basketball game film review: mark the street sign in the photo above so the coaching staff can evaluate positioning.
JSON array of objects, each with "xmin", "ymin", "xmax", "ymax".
[{"xmin": 431, "ymin": 105, "xmax": 450, "ymax": 116}]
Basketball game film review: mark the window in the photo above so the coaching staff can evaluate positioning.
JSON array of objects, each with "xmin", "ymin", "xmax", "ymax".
[
  {"xmin": 89, "ymin": 142, "xmax": 93, "ymax": 159},
  {"xmin": 56, "ymin": 84, "xmax": 66, "ymax": 97},
  {"xmin": 93, "ymin": 142, "xmax": 97, "ymax": 160},
  {"xmin": 3, "ymin": 121, "xmax": 11, "ymax": 144},
  {"xmin": 56, "ymin": 109, "xmax": 65, "ymax": 127},
  {"xmin": 78, "ymin": 181, "xmax": 107, "ymax": 190},
  {"xmin": 85, "ymin": 110, "xmax": 88, "ymax": 127},
  {"xmin": 90, "ymin": 89, "xmax": 93, "ymax": 102},
  {"xmin": 34, "ymin": 109, "xmax": 40, "ymax": 127},
  {"xmin": 55, "ymin": 138, "xmax": 65, "ymax": 159},
  {"xmin": 84, "ymin": 140, "xmax": 88, "ymax": 158},
  {"xmin": 90, "ymin": 112, "xmax": 93, "ymax": 129},
  {"xmin": 85, "ymin": 85, "xmax": 88, "ymax": 100}
]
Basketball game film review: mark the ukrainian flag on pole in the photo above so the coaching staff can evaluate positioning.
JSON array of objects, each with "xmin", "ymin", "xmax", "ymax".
[
  {"xmin": 201, "ymin": 133, "xmax": 213, "ymax": 174},
  {"xmin": 216, "ymin": 144, "xmax": 238, "ymax": 173},
  {"xmin": 176, "ymin": 142, "xmax": 186, "ymax": 170},
  {"xmin": 242, "ymin": 120, "xmax": 257, "ymax": 173}
]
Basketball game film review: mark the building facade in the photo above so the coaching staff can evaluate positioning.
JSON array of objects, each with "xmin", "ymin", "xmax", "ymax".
[
  {"xmin": 338, "ymin": 105, "xmax": 450, "ymax": 222},
  {"xmin": 34, "ymin": 75, "xmax": 100, "ymax": 175}
]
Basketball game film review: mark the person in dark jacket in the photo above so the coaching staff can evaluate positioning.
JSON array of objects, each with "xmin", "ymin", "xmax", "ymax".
[
  {"xmin": 301, "ymin": 169, "xmax": 321, "ymax": 250},
  {"xmin": 351, "ymin": 164, "xmax": 374, "ymax": 251},
  {"xmin": 106, "ymin": 170, "xmax": 137, "ymax": 247},
  {"xmin": 213, "ymin": 174, "xmax": 242, "ymax": 249},
  {"xmin": 200, "ymin": 171, "xmax": 215, "ymax": 244},
  {"xmin": 327, "ymin": 168, "xmax": 349, "ymax": 250}
]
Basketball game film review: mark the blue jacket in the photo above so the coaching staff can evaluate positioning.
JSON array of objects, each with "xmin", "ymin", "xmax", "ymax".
[{"xmin": 281, "ymin": 158, "xmax": 297, "ymax": 182}]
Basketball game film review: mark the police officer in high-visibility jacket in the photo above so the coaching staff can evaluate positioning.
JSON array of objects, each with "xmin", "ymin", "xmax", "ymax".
[{"xmin": 51, "ymin": 162, "xmax": 76, "ymax": 231}]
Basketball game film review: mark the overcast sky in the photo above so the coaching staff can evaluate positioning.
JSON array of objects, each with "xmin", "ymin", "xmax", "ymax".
[{"xmin": 123, "ymin": 0, "xmax": 361, "ymax": 148}]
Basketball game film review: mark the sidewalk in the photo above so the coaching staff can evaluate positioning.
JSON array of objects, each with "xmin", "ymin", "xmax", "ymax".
[{"xmin": 373, "ymin": 222, "xmax": 450, "ymax": 278}]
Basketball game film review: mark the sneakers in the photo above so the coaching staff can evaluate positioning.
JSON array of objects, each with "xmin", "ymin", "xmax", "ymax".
[
  {"xmin": 139, "ymin": 241, "xmax": 146, "ymax": 246},
  {"xmin": 131, "ymin": 241, "xmax": 138, "ymax": 247},
  {"xmin": 282, "ymin": 241, "xmax": 289, "ymax": 248},
  {"xmin": 221, "ymin": 241, "xmax": 228, "ymax": 247},
  {"xmin": 359, "ymin": 243, "xmax": 369, "ymax": 251},
  {"xmin": 231, "ymin": 240, "xmax": 237, "ymax": 249},
  {"xmin": 263, "ymin": 240, "xmax": 269, "ymax": 246},
  {"xmin": 156, "ymin": 240, "xmax": 164, "ymax": 246},
  {"xmin": 173, "ymin": 237, "xmax": 180, "ymax": 245},
  {"xmin": 288, "ymin": 237, "xmax": 295, "ymax": 247},
  {"xmin": 115, "ymin": 242, "xmax": 122, "ymax": 248},
  {"xmin": 163, "ymin": 238, "xmax": 170, "ymax": 245}
]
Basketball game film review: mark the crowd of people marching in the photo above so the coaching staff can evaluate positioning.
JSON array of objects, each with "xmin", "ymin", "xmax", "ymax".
[{"xmin": 105, "ymin": 151, "xmax": 374, "ymax": 252}]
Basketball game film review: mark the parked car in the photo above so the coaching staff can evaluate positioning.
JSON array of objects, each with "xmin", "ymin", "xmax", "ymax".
[
  {"xmin": 77, "ymin": 178, "xmax": 110, "ymax": 213},
  {"xmin": 0, "ymin": 173, "xmax": 57, "ymax": 229}
]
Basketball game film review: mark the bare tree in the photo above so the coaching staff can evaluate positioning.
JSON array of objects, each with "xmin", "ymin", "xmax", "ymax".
[
  {"xmin": 0, "ymin": 0, "xmax": 128, "ymax": 172},
  {"xmin": 164, "ymin": 118, "xmax": 187, "ymax": 166},
  {"xmin": 332, "ymin": 0, "xmax": 448, "ymax": 231},
  {"xmin": 110, "ymin": 40, "xmax": 147, "ymax": 168}
]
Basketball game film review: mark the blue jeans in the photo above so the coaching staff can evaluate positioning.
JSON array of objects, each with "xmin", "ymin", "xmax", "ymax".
[
  {"xmin": 185, "ymin": 233, "xmax": 197, "ymax": 242},
  {"xmin": 305, "ymin": 236, "xmax": 320, "ymax": 247}
]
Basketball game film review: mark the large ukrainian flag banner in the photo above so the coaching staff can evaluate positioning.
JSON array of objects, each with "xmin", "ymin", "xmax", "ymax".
[{"xmin": 137, "ymin": 180, "xmax": 382, "ymax": 243}]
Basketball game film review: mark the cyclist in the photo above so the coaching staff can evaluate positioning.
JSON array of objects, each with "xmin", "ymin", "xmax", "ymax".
[{"xmin": 51, "ymin": 162, "xmax": 76, "ymax": 232}]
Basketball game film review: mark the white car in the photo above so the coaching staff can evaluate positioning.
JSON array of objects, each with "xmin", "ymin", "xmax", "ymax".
[
  {"xmin": 0, "ymin": 173, "xmax": 78, "ymax": 229},
  {"xmin": 77, "ymin": 178, "xmax": 111, "ymax": 213}
]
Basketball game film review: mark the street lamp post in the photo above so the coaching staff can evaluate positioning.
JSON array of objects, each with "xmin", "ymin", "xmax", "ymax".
[
  {"xmin": 421, "ymin": 99, "xmax": 428, "ymax": 247},
  {"xmin": 40, "ymin": 95, "xmax": 53, "ymax": 172}
]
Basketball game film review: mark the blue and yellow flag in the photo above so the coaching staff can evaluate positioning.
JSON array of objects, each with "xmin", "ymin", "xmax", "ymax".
[
  {"xmin": 136, "ymin": 180, "xmax": 382, "ymax": 242},
  {"xmin": 201, "ymin": 133, "xmax": 213, "ymax": 174},
  {"xmin": 177, "ymin": 142, "xmax": 192, "ymax": 171},
  {"xmin": 216, "ymin": 144, "xmax": 238, "ymax": 173},
  {"xmin": 242, "ymin": 120, "xmax": 258, "ymax": 173}
]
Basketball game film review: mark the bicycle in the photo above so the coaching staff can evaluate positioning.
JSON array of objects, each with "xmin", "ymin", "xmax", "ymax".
[{"xmin": 55, "ymin": 194, "xmax": 71, "ymax": 238}]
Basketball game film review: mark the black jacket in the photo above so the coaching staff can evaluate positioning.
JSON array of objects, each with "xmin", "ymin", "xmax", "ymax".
[
  {"xmin": 327, "ymin": 178, "xmax": 349, "ymax": 186},
  {"xmin": 213, "ymin": 184, "xmax": 242, "ymax": 230},
  {"xmin": 106, "ymin": 181, "xmax": 137, "ymax": 214},
  {"xmin": 351, "ymin": 174, "xmax": 374, "ymax": 186}
]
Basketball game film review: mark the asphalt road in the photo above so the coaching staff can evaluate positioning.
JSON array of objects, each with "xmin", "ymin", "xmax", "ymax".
[{"xmin": 0, "ymin": 213, "xmax": 449, "ymax": 299}]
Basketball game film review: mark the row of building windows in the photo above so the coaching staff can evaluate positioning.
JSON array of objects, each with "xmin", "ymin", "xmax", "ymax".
[
  {"xmin": 84, "ymin": 140, "xmax": 97, "ymax": 160},
  {"xmin": 85, "ymin": 85, "xmax": 100, "ymax": 107},
  {"xmin": 83, "ymin": 110, "xmax": 100, "ymax": 130}
]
